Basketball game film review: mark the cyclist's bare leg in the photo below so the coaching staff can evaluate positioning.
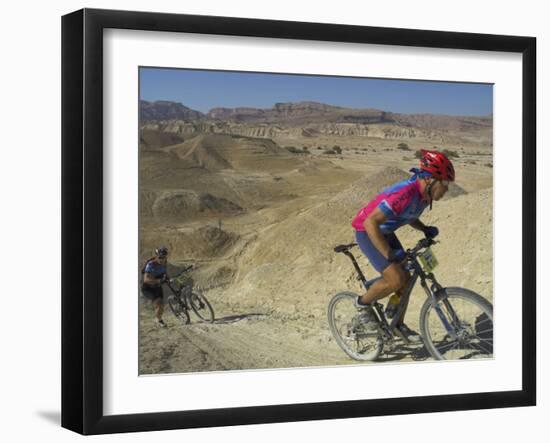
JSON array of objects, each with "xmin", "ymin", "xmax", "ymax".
[
  {"xmin": 360, "ymin": 263, "xmax": 408, "ymax": 305},
  {"xmin": 153, "ymin": 298, "xmax": 164, "ymax": 321},
  {"xmin": 395, "ymin": 285, "xmax": 411, "ymax": 325}
]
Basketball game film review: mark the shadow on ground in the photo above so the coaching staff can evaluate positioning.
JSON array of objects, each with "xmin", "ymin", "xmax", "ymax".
[
  {"xmin": 376, "ymin": 342, "xmax": 432, "ymax": 362},
  {"xmin": 212, "ymin": 313, "xmax": 267, "ymax": 324},
  {"xmin": 36, "ymin": 410, "xmax": 60, "ymax": 426}
]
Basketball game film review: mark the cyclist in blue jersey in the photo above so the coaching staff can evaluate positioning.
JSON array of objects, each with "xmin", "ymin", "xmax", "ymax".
[
  {"xmin": 351, "ymin": 150, "xmax": 455, "ymax": 342},
  {"xmin": 141, "ymin": 246, "xmax": 170, "ymax": 328}
]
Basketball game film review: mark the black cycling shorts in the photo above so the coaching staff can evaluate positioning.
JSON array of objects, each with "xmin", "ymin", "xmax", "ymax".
[{"xmin": 141, "ymin": 284, "xmax": 163, "ymax": 301}]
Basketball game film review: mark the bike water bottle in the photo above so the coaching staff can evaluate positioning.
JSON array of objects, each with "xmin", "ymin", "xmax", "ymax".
[{"xmin": 385, "ymin": 293, "xmax": 401, "ymax": 318}]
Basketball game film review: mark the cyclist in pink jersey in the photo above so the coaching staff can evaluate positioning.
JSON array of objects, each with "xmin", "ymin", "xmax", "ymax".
[{"xmin": 352, "ymin": 150, "xmax": 455, "ymax": 342}]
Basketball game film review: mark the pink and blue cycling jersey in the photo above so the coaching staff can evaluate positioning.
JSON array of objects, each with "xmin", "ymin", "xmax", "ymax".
[{"xmin": 352, "ymin": 176, "xmax": 428, "ymax": 234}]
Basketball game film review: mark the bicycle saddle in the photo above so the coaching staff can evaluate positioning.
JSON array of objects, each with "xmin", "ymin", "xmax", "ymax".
[{"xmin": 334, "ymin": 243, "xmax": 357, "ymax": 253}]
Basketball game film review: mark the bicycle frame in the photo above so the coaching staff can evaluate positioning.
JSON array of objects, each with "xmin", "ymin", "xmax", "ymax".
[
  {"xmin": 166, "ymin": 282, "xmax": 186, "ymax": 303},
  {"xmin": 164, "ymin": 268, "xmax": 194, "ymax": 308},
  {"xmin": 342, "ymin": 243, "xmax": 457, "ymax": 340}
]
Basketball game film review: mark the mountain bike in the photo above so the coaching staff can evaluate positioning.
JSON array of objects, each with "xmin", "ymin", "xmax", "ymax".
[
  {"xmin": 165, "ymin": 265, "xmax": 215, "ymax": 324},
  {"xmin": 328, "ymin": 237, "xmax": 493, "ymax": 361}
]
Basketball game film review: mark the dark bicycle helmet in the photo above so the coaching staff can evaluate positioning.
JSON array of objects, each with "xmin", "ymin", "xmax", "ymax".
[
  {"xmin": 155, "ymin": 246, "xmax": 169, "ymax": 257},
  {"xmin": 420, "ymin": 149, "xmax": 455, "ymax": 181}
]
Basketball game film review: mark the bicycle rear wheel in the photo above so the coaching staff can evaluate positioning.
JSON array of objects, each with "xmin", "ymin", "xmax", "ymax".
[
  {"xmin": 167, "ymin": 295, "xmax": 190, "ymax": 325},
  {"xmin": 420, "ymin": 287, "xmax": 493, "ymax": 360},
  {"xmin": 327, "ymin": 291, "xmax": 383, "ymax": 361},
  {"xmin": 189, "ymin": 291, "xmax": 215, "ymax": 323}
]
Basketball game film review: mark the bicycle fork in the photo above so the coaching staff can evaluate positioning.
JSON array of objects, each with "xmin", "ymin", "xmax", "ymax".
[
  {"xmin": 417, "ymin": 271, "xmax": 462, "ymax": 341},
  {"xmin": 433, "ymin": 297, "xmax": 463, "ymax": 340},
  {"xmin": 424, "ymin": 284, "xmax": 462, "ymax": 340}
]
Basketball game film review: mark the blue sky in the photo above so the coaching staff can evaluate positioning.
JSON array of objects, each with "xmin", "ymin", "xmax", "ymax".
[{"xmin": 139, "ymin": 67, "xmax": 493, "ymax": 116}]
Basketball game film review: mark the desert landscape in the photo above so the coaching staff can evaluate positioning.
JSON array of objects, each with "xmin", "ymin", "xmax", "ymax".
[{"xmin": 138, "ymin": 99, "xmax": 493, "ymax": 374}]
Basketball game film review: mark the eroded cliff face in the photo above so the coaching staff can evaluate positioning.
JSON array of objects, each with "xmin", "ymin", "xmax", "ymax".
[
  {"xmin": 141, "ymin": 121, "xmax": 463, "ymax": 143},
  {"xmin": 140, "ymin": 100, "xmax": 492, "ymax": 144}
]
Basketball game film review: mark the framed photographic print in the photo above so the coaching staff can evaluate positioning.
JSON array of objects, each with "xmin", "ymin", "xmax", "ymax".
[{"xmin": 62, "ymin": 8, "xmax": 536, "ymax": 435}]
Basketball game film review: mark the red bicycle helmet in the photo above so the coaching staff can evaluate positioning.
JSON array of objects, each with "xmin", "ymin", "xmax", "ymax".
[{"xmin": 420, "ymin": 149, "xmax": 455, "ymax": 181}]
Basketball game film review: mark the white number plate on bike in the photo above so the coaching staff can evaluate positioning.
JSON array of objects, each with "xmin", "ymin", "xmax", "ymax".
[{"xmin": 419, "ymin": 247, "xmax": 439, "ymax": 272}]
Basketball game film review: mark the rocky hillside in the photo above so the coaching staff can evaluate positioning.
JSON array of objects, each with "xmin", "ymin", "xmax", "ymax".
[
  {"xmin": 196, "ymin": 166, "xmax": 490, "ymax": 321},
  {"xmin": 142, "ymin": 121, "xmax": 490, "ymax": 145}
]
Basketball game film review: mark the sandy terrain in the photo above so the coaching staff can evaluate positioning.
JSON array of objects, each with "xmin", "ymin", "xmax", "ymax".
[{"xmin": 138, "ymin": 123, "xmax": 493, "ymax": 375}]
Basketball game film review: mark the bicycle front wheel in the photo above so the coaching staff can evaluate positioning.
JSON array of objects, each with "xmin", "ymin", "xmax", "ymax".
[
  {"xmin": 189, "ymin": 291, "xmax": 215, "ymax": 323},
  {"xmin": 167, "ymin": 295, "xmax": 190, "ymax": 325},
  {"xmin": 327, "ymin": 291, "xmax": 383, "ymax": 361},
  {"xmin": 420, "ymin": 287, "xmax": 493, "ymax": 360}
]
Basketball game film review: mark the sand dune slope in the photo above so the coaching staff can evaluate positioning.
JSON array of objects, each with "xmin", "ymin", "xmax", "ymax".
[{"xmin": 140, "ymin": 166, "xmax": 492, "ymax": 373}]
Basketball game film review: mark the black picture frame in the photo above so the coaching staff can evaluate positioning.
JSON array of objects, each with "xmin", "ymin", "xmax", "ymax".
[{"xmin": 62, "ymin": 8, "xmax": 536, "ymax": 435}]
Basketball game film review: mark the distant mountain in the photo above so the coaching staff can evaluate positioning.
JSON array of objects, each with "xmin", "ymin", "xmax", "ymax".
[
  {"xmin": 141, "ymin": 100, "xmax": 395, "ymax": 124},
  {"xmin": 140, "ymin": 100, "xmax": 205, "ymax": 122},
  {"xmin": 206, "ymin": 101, "xmax": 391, "ymax": 125},
  {"xmin": 140, "ymin": 99, "xmax": 491, "ymax": 128}
]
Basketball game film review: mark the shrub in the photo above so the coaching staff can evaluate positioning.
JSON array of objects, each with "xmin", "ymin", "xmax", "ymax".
[
  {"xmin": 414, "ymin": 150, "xmax": 423, "ymax": 159},
  {"xmin": 324, "ymin": 148, "xmax": 336, "ymax": 155},
  {"xmin": 286, "ymin": 146, "xmax": 309, "ymax": 154},
  {"xmin": 397, "ymin": 142, "xmax": 410, "ymax": 151},
  {"xmin": 333, "ymin": 145, "xmax": 342, "ymax": 154},
  {"xmin": 442, "ymin": 148, "xmax": 460, "ymax": 158},
  {"xmin": 485, "ymin": 162, "xmax": 493, "ymax": 168}
]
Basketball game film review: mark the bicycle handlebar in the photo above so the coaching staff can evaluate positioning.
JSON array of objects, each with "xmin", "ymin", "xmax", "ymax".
[
  {"xmin": 406, "ymin": 237, "xmax": 437, "ymax": 257},
  {"xmin": 167, "ymin": 265, "xmax": 194, "ymax": 282}
]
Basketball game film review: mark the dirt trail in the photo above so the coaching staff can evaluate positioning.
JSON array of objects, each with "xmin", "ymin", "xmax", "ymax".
[{"xmin": 139, "ymin": 299, "xmax": 431, "ymax": 375}]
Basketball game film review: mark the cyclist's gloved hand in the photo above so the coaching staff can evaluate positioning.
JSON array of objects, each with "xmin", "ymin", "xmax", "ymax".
[
  {"xmin": 388, "ymin": 248, "xmax": 406, "ymax": 263},
  {"xmin": 423, "ymin": 226, "xmax": 439, "ymax": 239}
]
